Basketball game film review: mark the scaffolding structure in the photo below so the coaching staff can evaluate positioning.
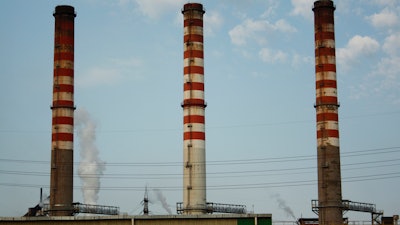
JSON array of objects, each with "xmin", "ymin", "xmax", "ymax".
[
  {"xmin": 177, "ymin": 202, "xmax": 246, "ymax": 214},
  {"xmin": 42, "ymin": 202, "xmax": 119, "ymax": 216},
  {"xmin": 312, "ymin": 200, "xmax": 383, "ymax": 225},
  {"xmin": 72, "ymin": 203, "xmax": 120, "ymax": 215}
]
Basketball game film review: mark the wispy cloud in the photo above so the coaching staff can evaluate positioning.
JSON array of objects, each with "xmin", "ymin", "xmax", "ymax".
[
  {"xmin": 229, "ymin": 18, "xmax": 296, "ymax": 46},
  {"xmin": 134, "ymin": 0, "xmax": 186, "ymax": 20},
  {"xmin": 347, "ymin": 33, "xmax": 400, "ymax": 103},
  {"xmin": 77, "ymin": 67, "xmax": 122, "ymax": 88},
  {"xmin": 259, "ymin": 48, "xmax": 287, "ymax": 63},
  {"xmin": 291, "ymin": 53, "xmax": 313, "ymax": 68},
  {"xmin": 337, "ymin": 35, "xmax": 380, "ymax": 71},
  {"xmin": 371, "ymin": 32, "xmax": 400, "ymax": 102},
  {"xmin": 229, "ymin": 10, "xmax": 296, "ymax": 65},
  {"xmin": 77, "ymin": 57, "xmax": 143, "ymax": 88},
  {"xmin": 382, "ymin": 32, "xmax": 400, "ymax": 56},
  {"xmin": 204, "ymin": 10, "xmax": 223, "ymax": 37},
  {"xmin": 366, "ymin": 7, "xmax": 399, "ymax": 28},
  {"xmin": 290, "ymin": 0, "xmax": 314, "ymax": 20},
  {"xmin": 375, "ymin": 56, "xmax": 400, "ymax": 92},
  {"xmin": 349, "ymin": 55, "xmax": 400, "ymax": 103},
  {"xmin": 260, "ymin": 0, "xmax": 280, "ymax": 19}
]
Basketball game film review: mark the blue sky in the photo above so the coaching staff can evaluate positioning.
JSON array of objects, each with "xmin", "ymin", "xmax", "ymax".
[{"xmin": 0, "ymin": 0, "xmax": 399, "ymax": 221}]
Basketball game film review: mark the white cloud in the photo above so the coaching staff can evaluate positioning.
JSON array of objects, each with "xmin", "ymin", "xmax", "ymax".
[
  {"xmin": 260, "ymin": 1, "xmax": 279, "ymax": 19},
  {"xmin": 290, "ymin": 0, "xmax": 314, "ymax": 20},
  {"xmin": 204, "ymin": 11, "xmax": 223, "ymax": 36},
  {"xmin": 373, "ymin": 33, "xmax": 400, "ymax": 99},
  {"xmin": 350, "ymin": 55, "xmax": 400, "ymax": 103},
  {"xmin": 367, "ymin": 8, "xmax": 399, "ymax": 28},
  {"xmin": 77, "ymin": 67, "xmax": 122, "ymax": 88},
  {"xmin": 376, "ymin": 56, "xmax": 400, "ymax": 91},
  {"xmin": 134, "ymin": 0, "xmax": 185, "ymax": 19},
  {"xmin": 275, "ymin": 19, "xmax": 297, "ymax": 33},
  {"xmin": 229, "ymin": 19, "xmax": 262, "ymax": 46},
  {"xmin": 337, "ymin": 35, "xmax": 380, "ymax": 70},
  {"xmin": 77, "ymin": 57, "xmax": 143, "ymax": 88},
  {"xmin": 291, "ymin": 53, "xmax": 313, "ymax": 67},
  {"xmin": 229, "ymin": 18, "xmax": 296, "ymax": 46},
  {"xmin": 259, "ymin": 48, "xmax": 288, "ymax": 63},
  {"xmin": 382, "ymin": 32, "xmax": 400, "ymax": 56},
  {"xmin": 346, "ymin": 33, "xmax": 400, "ymax": 103},
  {"xmin": 347, "ymin": 2, "xmax": 400, "ymax": 103}
]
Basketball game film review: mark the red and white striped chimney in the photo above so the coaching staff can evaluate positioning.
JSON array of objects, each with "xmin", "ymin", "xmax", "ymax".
[
  {"xmin": 313, "ymin": 1, "xmax": 343, "ymax": 224},
  {"xmin": 50, "ymin": 5, "xmax": 76, "ymax": 216},
  {"xmin": 181, "ymin": 3, "xmax": 207, "ymax": 215}
]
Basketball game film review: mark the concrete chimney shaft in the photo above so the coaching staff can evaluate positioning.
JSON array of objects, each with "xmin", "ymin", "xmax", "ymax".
[
  {"xmin": 50, "ymin": 5, "xmax": 76, "ymax": 216},
  {"xmin": 313, "ymin": 1, "xmax": 343, "ymax": 224},
  {"xmin": 181, "ymin": 3, "xmax": 207, "ymax": 215}
]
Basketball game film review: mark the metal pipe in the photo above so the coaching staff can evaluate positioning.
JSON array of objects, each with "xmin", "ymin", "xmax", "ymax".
[
  {"xmin": 49, "ymin": 5, "xmax": 76, "ymax": 216},
  {"xmin": 181, "ymin": 2, "xmax": 207, "ymax": 215}
]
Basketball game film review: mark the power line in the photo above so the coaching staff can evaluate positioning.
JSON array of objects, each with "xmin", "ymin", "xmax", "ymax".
[
  {"xmin": 1, "ymin": 111, "xmax": 399, "ymax": 134},
  {"xmin": 0, "ymin": 157, "xmax": 398, "ymax": 180},
  {"xmin": 1, "ymin": 171, "xmax": 398, "ymax": 191},
  {"xmin": 0, "ymin": 146, "xmax": 398, "ymax": 167}
]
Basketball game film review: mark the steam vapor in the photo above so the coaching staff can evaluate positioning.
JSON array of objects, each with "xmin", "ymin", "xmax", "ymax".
[
  {"xmin": 271, "ymin": 193, "xmax": 296, "ymax": 220},
  {"xmin": 153, "ymin": 189, "xmax": 172, "ymax": 214},
  {"xmin": 39, "ymin": 193, "xmax": 50, "ymax": 207},
  {"xmin": 75, "ymin": 108, "xmax": 106, "ymax": 205}
]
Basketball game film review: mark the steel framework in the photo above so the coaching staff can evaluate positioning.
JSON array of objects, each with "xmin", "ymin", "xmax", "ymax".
[
  {"xmin": 42, "ymin": 202, "xmax": 119, "ymax": 215},
  {"xmin": 312, "ymin": 200, "xmax": 383, "ymax": 225},
  {"xmin": 177, "ymin": 202, "xmax": 246, "ymax": 214}
]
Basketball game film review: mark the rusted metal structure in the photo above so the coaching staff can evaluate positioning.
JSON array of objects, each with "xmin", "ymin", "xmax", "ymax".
[
  {"xmin": 50, "ymin": 5, "xmax": 76, "ymax": 216},
  {"xmin": 312, "ymin": 1, "xmax": 343, "ymax": 224},
  {"xmin": 181, "ymin": 2, "xmax": 207, "ymax": 215}
]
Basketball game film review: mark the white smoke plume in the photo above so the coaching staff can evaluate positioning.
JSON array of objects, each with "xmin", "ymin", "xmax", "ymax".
[
  {"xmin": 75, "ymin": 108, "xmax": 106, "ymax": 205},
  {"xmin": 152, "ymin": 189, "xmax": 172, "ymax": 214},
  {"xmin": 270, "ymin": 193, "xmax": 296, "ymax": 220},
  {"xmin": 39, "ymin": 192, "xmax": 50, "ymax": 207}
]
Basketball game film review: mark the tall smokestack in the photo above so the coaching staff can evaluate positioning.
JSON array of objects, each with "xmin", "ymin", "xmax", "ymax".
[
  {"xmin": 50, "ymin": 5, "xmax": 76, "ymax": 216},
  {"xmin": 313, "ymin": 1, "xmax": 343, "ymax": 224},
  {"xmin": 181, "ymin": 3, "xmax": 207, "ymax": 215}
]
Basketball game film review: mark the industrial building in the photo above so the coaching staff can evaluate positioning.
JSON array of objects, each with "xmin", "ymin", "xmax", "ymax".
[{"xmin": 0, "ymin": 214, "xmax": 272, "ymax": 225}]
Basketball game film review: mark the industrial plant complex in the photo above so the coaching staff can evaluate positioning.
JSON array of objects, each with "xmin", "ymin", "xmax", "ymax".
[{"xmin": 0, "ymin": 1, "xmax": 398, "ymax": 225}]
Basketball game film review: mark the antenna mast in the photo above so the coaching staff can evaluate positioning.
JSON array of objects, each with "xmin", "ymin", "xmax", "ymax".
[{"xmin": 143, "ymin": 186, "xmax": 149, "ymax": 215}]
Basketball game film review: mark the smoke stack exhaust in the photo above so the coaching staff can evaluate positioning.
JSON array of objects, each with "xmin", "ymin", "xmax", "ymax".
[
  {"xmin": 313, "ymin": 1, "xmax": 343, "ymax": 224},
  {"xmin": 49, "ymin": 5, "xmax": 76, "ymax": 216},
  {"xmin": 181, "ymin": 3, "xmax": 207, "ymax": 215}
]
